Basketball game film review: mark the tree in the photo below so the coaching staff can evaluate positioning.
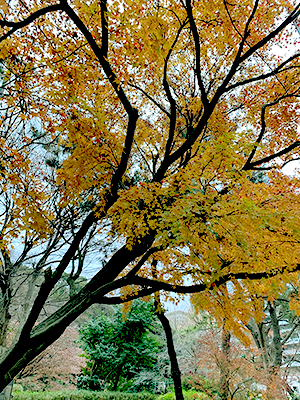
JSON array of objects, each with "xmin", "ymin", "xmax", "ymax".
[
  {"xmin": 155, "ymin": 296, "xmax": 184, "ymax": 400},
  {"xmin": 16, "ymin": 326, "xmax": 85, "ymax": 391},
  {"xmin": 0, "ymin": 0, "xmax": 300, "ymax": 390},
  {"xmin": 78, "ymin": 299, "xmax": 163, "ymax": 391},
  {"xmin": 187, "ymin": 327, "xmax": 287, "ymax": 400},
  {"xmin": 246, "ymin": 289, "xmax": 300, "ymax": 397},
  {"xmin": 191, "ymin": 280, "xmax": 300, "ymax": 398}
]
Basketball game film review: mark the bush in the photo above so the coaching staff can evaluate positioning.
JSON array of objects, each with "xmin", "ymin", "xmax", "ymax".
[
  {"xmin": 77, "ymin": 376, "xmax": 107, "ymax": 391},
  {"xmin": 158, "ymin": 390, "xmax": 208, "ymax": 400},
  {"xmin": 12, "ymin": 384, "xmax": 23, "ymax": 392},
  {"xmin": 128, "ymin": 367, "xmax": 172, "ymax": 394},
  {"xmin": 11, "ymin": 390, "xmax": 156, "ymax": 400}
]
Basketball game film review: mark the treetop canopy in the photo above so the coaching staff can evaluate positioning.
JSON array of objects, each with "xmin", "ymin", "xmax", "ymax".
[{"xmin": 0, "ymin": 0, "xmax": 300, "ymax": 389}]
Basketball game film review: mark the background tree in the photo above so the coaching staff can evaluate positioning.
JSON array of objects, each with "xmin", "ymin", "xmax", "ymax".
[
  {"xmin": 246, "ymin": 287, "xmax": 300, "ymax": 397},
  {"xmin": 78, "ymin": 299, "xmax": 166, "ymax": 392},
  {"xmin": 0, "ymin": 0, "xmax": 299, "ymax": 389},
  {"xmin": 191, "ymin": 280, "xmax": 300, "ymax": 398},
  {"xmin": 187, "ymin": 327, "xmax": 286, "ymax": 400},
  {"xmin": 16, "ymin": 326, "xmax": 85, "ymax": 391}
]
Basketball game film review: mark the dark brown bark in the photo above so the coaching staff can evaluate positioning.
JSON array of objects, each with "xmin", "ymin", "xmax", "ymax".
[{"xmin": 154, "ymin": 298, "xmax": 184, "ymax": 400}]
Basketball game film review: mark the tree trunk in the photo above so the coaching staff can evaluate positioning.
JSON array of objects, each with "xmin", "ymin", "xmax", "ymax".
[
  {"xmin": 0, "ymin": 233, "xmax": 155, "ymax": 391},
  {"xmin": 0, "ymin": 297, "xmax": 10, "ymax": 348},
  {"xmin": 0, "ymin": 349, "xmax": 12, "ymax": 400},
  {"xmin": 0, "ymin": 253, "xmax": 13, "ymax": 348},
  {"xmin": 268, "ymin": 301, "xmax": 282, "ymax": 369},
  {"xmin": 247, "ymin": 319, "xmax": 269, "ymax": 369},
  {"xmin": 154, "ymin": 299, "xmax": 184, "ymax": 400},
  {"xmin": 218, "ymin": 327, "xmax": 231, "ymax": 400}
]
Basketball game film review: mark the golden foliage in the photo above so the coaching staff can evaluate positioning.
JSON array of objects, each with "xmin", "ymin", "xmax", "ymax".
[{"xmin": 0, "ymin": 0, "xmax": 300, "ymax": 354}]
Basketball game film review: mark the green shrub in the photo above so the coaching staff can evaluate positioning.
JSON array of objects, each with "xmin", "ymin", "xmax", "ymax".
[
  {"xmin": 12, "ymin": 390, "xmax": 156, "ymax": 400},
  {"xmin": 77, "ymin": 376, "xmax": 107, "ymax": 391},
  {"xmin": 158, "ymin": 390, "xmax": 208, "ymax": 400},
  {"xmin": 12, "ymin": 384, "xmax": 23, "ymax": 392},
  {"xmin": 157, "ymin": 393, "xmax": 175, "ymax": 400}
]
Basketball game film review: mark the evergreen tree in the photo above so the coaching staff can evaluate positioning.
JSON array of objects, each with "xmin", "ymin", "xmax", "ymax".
[{"xmin": 78, "ymin": 300, "xmax": 168, "ymax": 392}]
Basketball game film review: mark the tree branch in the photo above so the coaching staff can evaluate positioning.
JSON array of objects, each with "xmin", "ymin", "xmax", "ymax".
[
  {"xmin": 185, "ymin": 0, "xmax": 208, "ymax": 108},
  {"xmin": 243, "ymin": 93, "xmax": 300, "ymax": 169},
  {"xmin": 131, "ymin": 265, "xmax": 300, "ymax": 293},
  {"xmin": 128, "ymin": 83, "xmax": 170, "ymax": 117},
  {"xmin": 239, "ymin": 4, "xmax": 300, "ymax": 65},
  {"xmin": 161, "ymin": 21, "xmax": 187, "ymax": 164},
  {"xmin": 0, "ymin": 4, "xmax": 62, "ymax": 43},
  {"xmin": 213, "ymin": 0, "xmax": 259, "ymax": 99},
  {"xmin": 101, "ymin": 288, "xmax": 155, "ymax": 304},
  {"xmin": 100, "ymin": 0, "xmax": 108, "ymax": 58},
  {"xmin": 225, "ymin": 53, "xmax": 300, "ymax": 93},
  {"xmin": 60, "ymin": 0, "xmax": 139, "ymax": 197},
  {"xmin": 244, "ymin": 141, "xmax": 300, "ymax": 170}
]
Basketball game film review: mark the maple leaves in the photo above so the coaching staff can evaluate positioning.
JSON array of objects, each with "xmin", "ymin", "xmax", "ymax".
[{"xmin": 0, "ymin": 0, "xmax": 299, "ymax": 390}]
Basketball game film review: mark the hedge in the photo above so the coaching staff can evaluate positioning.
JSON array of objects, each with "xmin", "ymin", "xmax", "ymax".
[
  {"xmin": 12, "ymin": 390, "xmax": 156, "ymax": 400},
  {"xmin": 158, "ymin": 390, "xmax": 208, "ymax": 400}
]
